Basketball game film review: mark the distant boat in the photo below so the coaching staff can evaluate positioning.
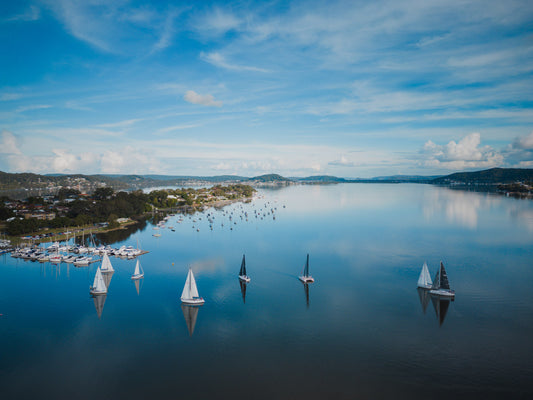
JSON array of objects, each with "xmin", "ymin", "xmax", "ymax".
[
  {"xmin": 131, "ymin": 259, "xmax": 144, "ymax": 280},
  {"xmin": 181, "ymin": 268, "xmax": 204, "ymax": 305},
  {"xmin": 100, "ymin": 253, "xmax": 114, "ymax": 273},
  {"xmin": 90, "ymin": 267, "xmax": 107, "ymax": 295},
  {"xmin": 153, "ymin": 233, "xmax": 161, "ymax": 237},
  {"xmin": 299, "ymin": 254, "xmax": 315, "ymax": 283},
  {"xmin": 417, "ymin": 261, "xmax": 432, "ymax": 289},
  {"xmin": 238, "ymin": 254, "xmax": 251, "ymax": 282},
  {"xmin": 429, "ymin": 262, "xmax": 455, "ymax": 298}
]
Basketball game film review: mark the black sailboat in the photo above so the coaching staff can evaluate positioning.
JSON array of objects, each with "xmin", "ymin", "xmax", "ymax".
[
  {"xmin": 429, "ymin": 261, "xmax": 455, "ymax": 298},
  {"xmin": 299, "ymin": 254, "xmax": 314, "ymax": 283},
  {"xmin": 238, "ymin": 254, "xmax": 250, "ymax": 282}
]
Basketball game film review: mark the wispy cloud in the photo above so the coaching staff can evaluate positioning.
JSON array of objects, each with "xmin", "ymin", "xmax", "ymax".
[
  {"xmin": 3, "ymin": 5, "xmax": 40, "ymax": 22},
  {"xmin": 15, "ymin": 104, "xmax": 52, "ymax": 113},
  {"xmin": 200, "ymin": 52, "xmax": 270, "ymax": 73}
]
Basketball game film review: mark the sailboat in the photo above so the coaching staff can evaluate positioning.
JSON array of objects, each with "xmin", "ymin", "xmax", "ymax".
[
  {"xmin": 131, "ymin": 259, "xmax": 144, "ymax": 280},
  {"xmin": 298, "ymin": 254, "xmax": 315, "ymax": 283},
  {"xmin": 417, "ymin": 261, "xmax": 433, "ymax": 289},
  {"xmin": 238, "ymin": 254, "xmax": 250, "ymax": 282},
  {"xmin": 100, "ymin": 253, "xmax": 114, "ymax": 273},
  {"xmin": 180, "ymin": 268, "xmax": 205, "ymax": 305},
  {"xmin": 90, "ymin": 267, "xmax": 107, "ymax": 295},
  {"xmin": 429, "ymin": 262, "xmax": 455, "ymax": 298}
]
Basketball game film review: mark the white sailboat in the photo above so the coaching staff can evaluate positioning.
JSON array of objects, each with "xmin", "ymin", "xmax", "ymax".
[
  {"xmin": 238, "ymin": 254, "xmax": 250, "ymax": 282},
  {"xmin": 299, "ymin": 254, "xmax": 315, "ymax": 283},
  {"xmin": 181, "ymin": 268, "xmax": 204, "ymax": 305},
  {"xmin": 100, "ymin": 253, "xmax": 114, "ymax": 273},
  {"xmin": 417, "ymin": 261, "xmax": 433, "ymax": 289},
  {"xmin": 429, "ymin": 262, "xmax": 455, "ymax": 298},
  {"xmin": 90, "ymin": 267, "xmax": 107, "ymax": 295},
  {"xmin": 131, "ymin": 259, "xmax": 144, "ymax": 280}
]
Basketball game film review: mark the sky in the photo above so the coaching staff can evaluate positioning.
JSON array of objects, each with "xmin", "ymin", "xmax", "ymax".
[{"xmin": 0, "ymin": 0, "xmax": 532, "ymax": 178}]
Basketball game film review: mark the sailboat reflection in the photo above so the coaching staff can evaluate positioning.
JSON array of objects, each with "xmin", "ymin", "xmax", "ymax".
[
  {"xmin": 430, "ymin": 295, "xmax": 451, "ymax": 326},
  {"xmin": 92, "ymin": 294, "xmax": 107, "ymax": 319},
  {"xmin": 417, "ymin": 287, "xmax": 431, "ymax": 314},
  {"xmin": 302, "ymin": 282, "xmax": 310, "ymax": 309},
  {"xmin": 133, "ymin": 278, "xmax": 143, "ymax": 295},
  {"xmin": 239, "ymin": 279, "xmax": 247, "ymax": 304},
  {"xmin": 181, "ymin": 304, "xmax": 200, "ymax": 336},
  {"xmin": 102, "ymin": 271, "xmax": 114, "ymax": 290}
]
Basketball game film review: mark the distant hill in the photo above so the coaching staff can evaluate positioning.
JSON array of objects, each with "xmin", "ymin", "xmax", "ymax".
[
  {"xmin": 246, "ymin": 174, "xmax": 293, "ymax": 183},
  {"xmin": 295, "ymin": 175, "xmax": 347, "ymax": 183},
  {"xmin": 369, "ymin": 175, "xmax": 442, "ymax": 182},
  {"xmin": 432, "ymin": 168, "xmax": 533, "ymax": 184}
]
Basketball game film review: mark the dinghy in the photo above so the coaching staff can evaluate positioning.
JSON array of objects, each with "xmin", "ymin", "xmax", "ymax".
[
  {"xmin": 429, "ymin": 262, "xmax": 455, "ymax": 298},
  {"xmin": 180, "ymin": 268, "xmax": 204, "ymax": 305},
  {"xmin": 90, "ymin": 267, "xmax": 107, "ymax": 295},
  {"xmin": 238, "ymin": 254, "xmax": 251, "ymax": 282},
  {"xmin": 131, "ymin": 259, "xmax": 144, "ymax": 280},
  {"xmin": 417, "ymin": 261, "xmax": 432, "ymax": 289},
  {"xmin": 299, "ymin": 254, "xmax": 315, "ymax": 283}
]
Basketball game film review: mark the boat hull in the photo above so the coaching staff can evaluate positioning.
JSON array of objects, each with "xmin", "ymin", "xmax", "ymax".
[
  {"xmin": 181, "ymin": 297, "xmax": 205, "ymax": 306},
  {"xmin": 239, "ymin": 275, "xmax": 251, "ymax": 283},
  {"xmin": 90, "ymin": 289, "xmax": 107, "ymax": 295},
  {"xmin": 430, "ymin": 289, "xmax": 455, "ymax": 298},
  {"xmin": 299, "ymin": 276, "xmax": 314, "ymax": 283},
  {"xmin": 417, "ymin": 284, "xmax": 432, "ymax": 289},
  {"xmin": 131, "ymin": 274, "xmax": 144, "ymax": 280}
]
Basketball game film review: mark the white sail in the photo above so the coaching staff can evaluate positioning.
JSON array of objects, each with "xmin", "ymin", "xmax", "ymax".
[
  {"xmin": 91, "ymin": 267, "xmax": 107, "ymax": 294},
  {"xmin": 181, "ymin": 269, "xmax": 192, "ymax": 300},
  {"xmin": 417, "ymin": 262, "xmax": 432, "ymax": 288},
  {"xmin": 100, "ymin": 253, "xmax": 114, "ymax": 273},
  {"xmin": 181, "ymin": 268, "xmax": 203, "ymax": 304}
]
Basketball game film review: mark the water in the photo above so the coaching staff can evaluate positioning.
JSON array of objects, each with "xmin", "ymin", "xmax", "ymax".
[{"xmin": 1, "ymin": 184, "xmax": 533, "ymax": 399}]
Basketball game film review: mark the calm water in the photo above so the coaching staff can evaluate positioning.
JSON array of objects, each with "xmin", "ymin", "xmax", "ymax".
[{"xmin": 1, "ymin": 184, "xmax": 533, "ymax": 399}]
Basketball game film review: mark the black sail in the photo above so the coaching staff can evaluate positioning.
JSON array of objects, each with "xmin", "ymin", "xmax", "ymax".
[
  {"xmin": 304, "ymin": 254, "xmax": 310, "ymax": 277},
  {"xmin": 240, "ymin": 254, "xmax": 246, "ymax": 276},
  {"xmin": 439, "ymin": 262, "xmax": 451, "ymax": 290}
]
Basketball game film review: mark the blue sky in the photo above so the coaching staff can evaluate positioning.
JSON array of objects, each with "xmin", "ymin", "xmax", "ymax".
[{"xmin": 1, "ymin": 0, "xmax": 532, "ymax": 178}]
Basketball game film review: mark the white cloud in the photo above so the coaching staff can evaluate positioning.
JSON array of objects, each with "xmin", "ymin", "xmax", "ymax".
[
  {"xmin": 328, "ymin": 156, "xmax": 355, "ymax": 167},
  {"xmin": 420, "ymin": 133, "xmax": 504, "ymax": 170},
  {"xmin": 183, "ymin": 90, "xmax": 222, "ymax": 107},
  {"xmin": 0, "ymin": 130, "xmax": 22, "ymax": 155},
  {"xmin": 15, "ymin": 104, "xmax": 52, "ymax": 113},
  {"xmin": 513, "ymin": 131, "xmax": 533, "ymax": 150}
]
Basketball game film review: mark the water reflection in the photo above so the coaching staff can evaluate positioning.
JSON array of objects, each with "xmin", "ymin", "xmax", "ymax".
[
  {"xmin": 430, "ymin": 296, "xmax": 452, "ymax": 327},
  {"xmin": 92, "ymin": 294, "xmax": 107, "ymax": 319},
  {"xmin": 134, "ymin": 278, "xmax": 143, "ymax": 295},
  {"xmin": 417, "ymin": 288, "xmax": 430, "ymax": 314},
  {"xmin": 423, "ymin": 188, "xmax": 501, "ymax": 229},
  {"xmin": 239, "ymin": 280, "xmax": 247, "ymax": 304},
  {"xmin": 302, "ymin": 283, "xmax": 310, "ymax": 309},
  {"xmin": 181, "ymin": 305, "xmax": 200, "ymax": 336}
]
